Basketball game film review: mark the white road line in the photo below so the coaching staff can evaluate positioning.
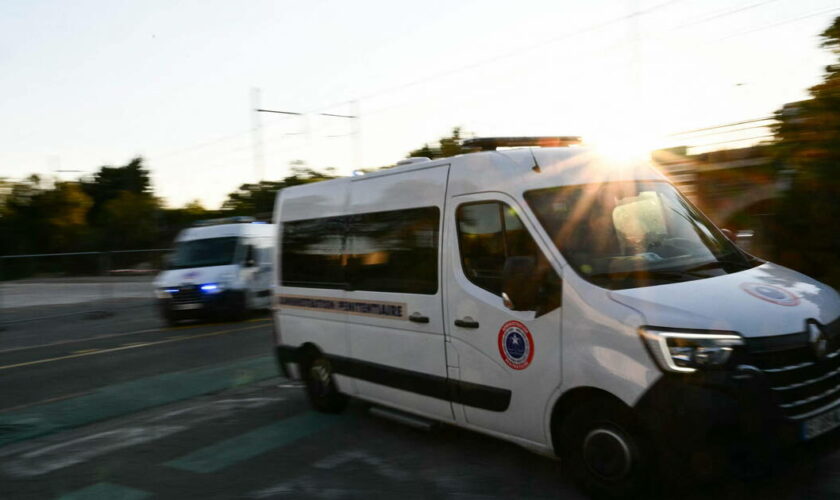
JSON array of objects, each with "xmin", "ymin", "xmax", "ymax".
[
  {"xmin": 2, "ymin": 426, "xmax": 185, "ymax": 477},
  {"xmin": 0, "ymin": 318, "xmax": 271, "ymax": 355}
]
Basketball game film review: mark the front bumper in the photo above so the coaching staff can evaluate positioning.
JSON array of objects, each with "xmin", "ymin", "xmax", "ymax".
[
  {"xmin": 158, "ymin": 289, "xmax": 245, "ymax": 319},
  {"xmin": 634, "ymin": 367, "xmax": 840, "ymax": 478}
]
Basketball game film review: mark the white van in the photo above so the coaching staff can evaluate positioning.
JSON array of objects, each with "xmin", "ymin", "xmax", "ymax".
[
  {"xmin": 154, "ymin": 217, "xmax": 274, "ymax": 325},
  {"xmin": 270, "ymin": 137, "xmax": 840, "ymax": 496}
]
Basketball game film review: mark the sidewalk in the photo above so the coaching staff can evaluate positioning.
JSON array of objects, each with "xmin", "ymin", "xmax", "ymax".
[{"xmin": 0, "ymin": 277, "xmax": 155, "ymax": 310}]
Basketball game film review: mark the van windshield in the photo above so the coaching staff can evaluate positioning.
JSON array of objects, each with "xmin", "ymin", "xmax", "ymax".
[
  {"xmin": 524, "ymin": 181, "xmax": 759, "ymax": 290},
  {"xmin": 169, "ymin": 237, "xmax": 239, "ymax": 269}
]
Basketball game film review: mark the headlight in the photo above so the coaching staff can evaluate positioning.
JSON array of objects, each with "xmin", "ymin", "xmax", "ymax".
[{"xmin": 639, "ymin": 328, "xmax": 743, "ymax": 373}]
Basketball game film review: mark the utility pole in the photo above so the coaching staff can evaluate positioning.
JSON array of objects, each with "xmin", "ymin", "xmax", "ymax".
[
  {"xmin": 251, "ymin": 87, "xmax": 266, "ymax": 182},
  {"xmin": 352, "ymin": 100, "xmax": 361, "ymax": 170}
]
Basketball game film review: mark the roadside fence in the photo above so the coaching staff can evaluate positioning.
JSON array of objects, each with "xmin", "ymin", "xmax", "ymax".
[{"xmin": 0, "ymin": 248, "xmax": 171, "ymax": 328}]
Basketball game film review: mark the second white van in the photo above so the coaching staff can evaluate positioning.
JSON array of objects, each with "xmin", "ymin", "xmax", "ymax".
[{"xmin": 154, "ymin": 217, "xmax": 274, "ymax": 324}]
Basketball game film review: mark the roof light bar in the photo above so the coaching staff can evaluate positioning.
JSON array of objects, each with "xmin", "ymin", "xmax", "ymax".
[
  {"xmin": 462, "ymin": 136, "xmax": 582, "ymax": 151},
  {"xmin": 193, "ymin": 216, "xmax": 256, "ymax": 227}
]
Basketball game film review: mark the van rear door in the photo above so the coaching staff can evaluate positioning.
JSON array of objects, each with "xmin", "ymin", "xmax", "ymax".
[{"xmin": 343, "ymin": 164, "xmax": 454, "ymax": 422}]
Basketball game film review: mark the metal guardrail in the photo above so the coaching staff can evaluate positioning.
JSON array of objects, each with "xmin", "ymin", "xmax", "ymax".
[{"xmin": 0, "ymin": 248, "xmax": 171, "ymax": 327}]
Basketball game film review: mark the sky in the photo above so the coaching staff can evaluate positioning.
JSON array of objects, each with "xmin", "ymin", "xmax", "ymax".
[{"xmin": 1, "ymin": 0, "xmax": 838, "ymax": 208}]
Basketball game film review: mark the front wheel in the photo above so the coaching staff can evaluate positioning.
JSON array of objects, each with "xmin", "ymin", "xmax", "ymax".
[
  {"xmin": 559, "ymin": 399, "xmax": 655, "ymax": 499},
  {"xmin": 304, "ymin": 354, "xmax": 348, "ymax": 414}
]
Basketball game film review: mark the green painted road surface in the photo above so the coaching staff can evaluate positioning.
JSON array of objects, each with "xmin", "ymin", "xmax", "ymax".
[
  {"xmin": 166, "ymin": 412, "xmax": 343, "ymax": 473},
  {"xmin": 56, "ymin": 482, "xmax": 152, "ymax": 500},
  {"xmin": 0, "ymin": 355, "xmax": 278, "ymax": 447}
]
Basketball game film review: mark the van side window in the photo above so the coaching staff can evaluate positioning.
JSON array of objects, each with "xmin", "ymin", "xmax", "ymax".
[
  {"xmin": 348, "ymin": 207, "xmax": 439, "ymax": 295},
  {"xmin": 281, "ymin": 207, "xmax": 440, "ymax": 294},
  {"xmin": 457, "ymin": 201, "xmax": 561, "ymax": 313},
  {"xmin": 282, "ymin": 216, "xmax": 346, "ymax": 288},
  {"xmin": 456, "ymin": 203, "xmax": 506, "ymax": 294}
]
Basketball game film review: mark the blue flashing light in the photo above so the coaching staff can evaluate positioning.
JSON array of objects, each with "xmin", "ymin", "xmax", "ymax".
[
  {"xmin": 165, "ymin": 288, "xmax": 179, "ymax": 294},
  {"xmin": 200, "ymin": 283, "xmax": 221, "ymax": 293}
]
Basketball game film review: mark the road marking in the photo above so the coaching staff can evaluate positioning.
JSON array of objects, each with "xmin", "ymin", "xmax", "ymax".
[
  {"xmin": 314, "ymin": 449, "xmax": 410, "ymax": 479},
  {"xmin": 0, "ymin": 355, "xmax": 279, "ymax": 447},
  {"xmin": 147, "ymin": 397, "xmax": 283, "ymax": 425},
  {"xmin": 251, "ymin": 450, "xmax": 409, "ymax": 498},
  {"xmin": 56, "ymin": 482, "xmax": 151, "ymax": 500},
  {"xmin": 0, "ymin": 323, "xmax": 268, "ymax": 372},
  {"xmin": 71, "ymin": 348, "xmax": 100, "ymax": 354},
  {"xmin": 0, "ymin": 318, "xmax": 271, "ymax": 355},
  {"xmin": 3, "ymin": 425, "xmax": 184, "ymax": 477},
  {"xmin": 166, "ymin": 412, "xmax": 343, "ymax": 473},
  {"xmin": 0, "ymin": 390, "xmax": 92, "ymax": 414}
]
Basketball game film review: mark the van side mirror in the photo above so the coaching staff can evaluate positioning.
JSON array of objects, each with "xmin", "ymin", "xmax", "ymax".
[
  {"xmin": 244, "ymin": 245, "xmax": 257, "ymax": 267},
  {"xmin": 502, "ymin": 256, "xmax": 539, "ymax": 311}
]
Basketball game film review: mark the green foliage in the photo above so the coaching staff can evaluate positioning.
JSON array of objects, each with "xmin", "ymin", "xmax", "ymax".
[
  {"xmin": 101, "ymin": 191, "xmax": 161, "ymax": 250},
  {"xmin": 408, "ymin": 127, "xmax": 465, "ymax": 159},
  {"xmin": 772, "ymin": 16, "xmax": 840, "ymax": 286},
  {"xmin": 221, "ymin": 161, "xmax": 337, "ymax": 216},
  {"xmin": 81, "ymin": 157, "xmax": 152, "ymax": 225}
]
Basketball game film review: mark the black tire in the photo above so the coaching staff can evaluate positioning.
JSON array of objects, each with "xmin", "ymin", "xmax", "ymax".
[
  {"xmin": 162, "ymin": 309, "xmax": 179, "ymax": 327},
  {"xmin": 559, "ymin": 398, "xmax": 655, "ymax": 499},
  {"xmin": 225, "ymin": 292, "xmax": 248, "ymax": 322},
  {"xmin": 303, "ymin": 354, "xmax": 348, "ymax": 414}
]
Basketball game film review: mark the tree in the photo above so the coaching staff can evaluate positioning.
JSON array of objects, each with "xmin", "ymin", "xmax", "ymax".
[
  {"xmin": 772, "ymin": 16, "xmax": 840, "ymax": 285},
  {"xmin": 41, "ymin": 182, "xmax": 93, "ymax": 251},
  {"xmin": 408, "ymin": 127, "xmax": 466, "ymax": 159},
  {"xmin": 81, "ymin": 157, "xmax": 152, "ymax": 224},
  {"xmin": 101, "ymin": 191, "xmax": 161, "ymax": 249},
  {"xmin": 221, "ymin": 162, "xmax": 337, "ymax": 217}
]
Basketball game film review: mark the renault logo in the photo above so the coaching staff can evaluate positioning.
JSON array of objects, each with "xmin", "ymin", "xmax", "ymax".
[{"xmin": 809, "ymin": 322, "xmax": 829, "ymax": 360}]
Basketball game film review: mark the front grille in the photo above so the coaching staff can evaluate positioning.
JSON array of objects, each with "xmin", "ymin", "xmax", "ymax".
[
  {"xmin": 172, "ymin": 285, "xmax": 202, "ymax": 304},
  {"xmin": 747, "ymin": 317, "xmax": 840, "ymax": 420}
]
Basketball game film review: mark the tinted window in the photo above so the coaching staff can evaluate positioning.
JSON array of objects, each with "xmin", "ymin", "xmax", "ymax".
[
  {"xmin": 456, "ymin": 201, "xmax": 562, "ymax": 314},
  {"xmin": 456, "ymin": 202, "xmax": 541, "ymax": 296},
  {"xmin": 348, "ymin": 207, "xmax": 439, "ymax": 294},
  {"xmin": 456, "ymin": 203, "xmax": 506, "ymax": 294},
  {"xmin": 280, "ymin": 207, "xmax": 440, "ymax": 294},
  {"xmin": 281, "ymin": 217, "xmax": 346, "ymax": 288}
]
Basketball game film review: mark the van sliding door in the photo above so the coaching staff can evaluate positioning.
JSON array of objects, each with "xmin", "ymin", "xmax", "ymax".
[{"xmin": 343, "ymin": 164, "xmax": 454, "ymax": 422}]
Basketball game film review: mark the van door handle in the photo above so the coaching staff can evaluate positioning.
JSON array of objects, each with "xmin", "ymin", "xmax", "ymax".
[
  {"xmin": 409, "ymin": 312, "xmax": 429, "ymax": 324},
  {"xmin": 454, "ymin": 317, "xmax": 480, "ymax": 329}
]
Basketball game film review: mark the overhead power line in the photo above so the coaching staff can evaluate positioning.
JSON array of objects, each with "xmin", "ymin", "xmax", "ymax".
[
  {"xmin": 669, "ymin": 117, "xmax": 775, "ymax": 136},
  {"xmin": 309, "ymin": 0, "xmax": 689, "ymax": 114}
]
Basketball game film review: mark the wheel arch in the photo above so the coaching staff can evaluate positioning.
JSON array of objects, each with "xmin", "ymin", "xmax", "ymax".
[{"xmin": 549, "ymin": 386, "xmax": 631, "ymax": 455}]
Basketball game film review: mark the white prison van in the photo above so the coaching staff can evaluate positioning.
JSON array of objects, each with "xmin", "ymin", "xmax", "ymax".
[
  {"xmin": 271, "ymin": 137, "xmax": 840, "ymax": 496},
  {"xmin": 154, "ymin": 217, "xmax": 274, "ymax": 325}
]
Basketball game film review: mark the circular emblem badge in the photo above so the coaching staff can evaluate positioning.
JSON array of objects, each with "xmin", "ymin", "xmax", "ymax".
[
  {"xmin": 497, "ymin": 320, "xmax": 534, "ymax": 370},
  {"xmin": 740, "ymin": 282, "xmax": 800, "ymax": 307}
]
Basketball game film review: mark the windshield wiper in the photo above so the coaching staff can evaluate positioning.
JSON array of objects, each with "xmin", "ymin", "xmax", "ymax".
[
  {"xmin": 685, "ymin": 257, "xmax": 755, "ymax": 273},
  {"xmin": 588, "ymin": 269, "xmax": 702, "ymax": 283}
]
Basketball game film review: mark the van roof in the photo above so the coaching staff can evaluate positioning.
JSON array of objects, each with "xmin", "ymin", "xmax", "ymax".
[
  {"xmin": 176, "ymin": 222, "xmax": 274, "ymax": 241},
  {"xmin": 275, "ymin": 146, "xmax": 665, "ymax": 220}
]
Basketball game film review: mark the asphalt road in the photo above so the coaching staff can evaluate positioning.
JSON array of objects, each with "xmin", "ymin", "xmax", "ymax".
[{"xmin": 2, "ymin": 304, "xmax": 840, "ymax": 499}]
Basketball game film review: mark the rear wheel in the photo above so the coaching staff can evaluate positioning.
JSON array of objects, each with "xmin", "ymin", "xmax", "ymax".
[
  {"xmin": 559, "ymin": 398, "xmax": 655, "ymax": 499},
  {"xmin": 303, "ymin": 354, "xmax": 348, "ymax": 414}
]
